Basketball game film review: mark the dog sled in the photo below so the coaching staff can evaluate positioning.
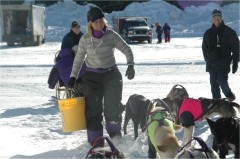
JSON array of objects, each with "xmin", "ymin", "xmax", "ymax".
[
  {"xmin": 54, "ymin": 50, "xmax": 68, "ymax": 99},
  {"xmin": 51, "ymin": 49, "xmax": 85, "ymax": 99},
  {"xmin": 48, "ymin": 50, "xmax": 67, "ymax": 100},
  {"xmin": 55, "ymin": 82, "xmax": 73, "ymax": 100},
  {"xmin": 51, "ymin": 50, "xmax": 75, "ymax": 99}
]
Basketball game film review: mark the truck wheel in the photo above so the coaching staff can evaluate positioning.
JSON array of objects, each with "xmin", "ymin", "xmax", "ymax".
[
  {"xmin": 36, "ymin": 36, "xmax": 42, "ymax": 46},
  {"xmin": 7, "ymin": 41, "xmax": 15, "ymax": 46},
  {"xmin": 148, "ymin": 38, "xmax": 152, "ymax": 44}
]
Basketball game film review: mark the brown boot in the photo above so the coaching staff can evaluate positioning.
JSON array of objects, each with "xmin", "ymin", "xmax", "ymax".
[{"xmin": 227, "ymin": 92, "xmax": 236, "ymax": 101}]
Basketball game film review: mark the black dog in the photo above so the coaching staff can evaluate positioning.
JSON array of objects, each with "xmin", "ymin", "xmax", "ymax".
[
  {"xmin": 206, "ymin": 117, "xmax": 239, "ymax": 159},
  {"xmin": 123, "ymin": 94, "xmax": 152, "ymax": 139}
]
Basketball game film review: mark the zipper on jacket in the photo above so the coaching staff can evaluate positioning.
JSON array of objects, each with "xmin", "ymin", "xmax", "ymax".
[
  {"xmin": 91, "ymin": 37, "xmax": 103, "ymax": 54},
  {"xmin": 217, "ymin": 35, "xmax": 220, "ymax": 48}
]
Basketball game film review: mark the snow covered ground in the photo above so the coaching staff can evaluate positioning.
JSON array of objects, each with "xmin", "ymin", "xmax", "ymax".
[
  {"xmin": 1, "ymin": 37, "xmax": 239, "ymax": 159},
  {"xmin": 0, "ymin": 0, "xmax": 239, "ymax": 158}
]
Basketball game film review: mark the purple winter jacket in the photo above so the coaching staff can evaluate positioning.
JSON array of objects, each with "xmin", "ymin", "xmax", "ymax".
[{"xmin": 48, "ymin": 48, "xmax": 86, "ymax": 89}]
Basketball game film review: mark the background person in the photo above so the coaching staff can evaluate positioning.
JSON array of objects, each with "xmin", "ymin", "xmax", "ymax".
[
  {"xmin": 163, "ymin": 22, "xmax": 171, "ymax": 42},
  {"xmin": 202, "ymin": 8, "xmax": 239, "ymax": 101},
  {"xmin": 155, "ymin": 22, "xmax": 163, "ymax": 44},
  {"xmin": 61, "ymin": 21, "xmax": 84, "ymax": 49},
  {"xmin": 68, "ymin": 7, "xmax": 135, "ymax": 146},
  {"xmin": 59, "ymin": 21, "xmax": 85, "ymax": 97}
]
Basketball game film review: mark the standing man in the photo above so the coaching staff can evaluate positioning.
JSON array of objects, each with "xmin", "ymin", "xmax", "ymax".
[
  {"xmin": 60, "ymin": 21, "xmax": 85, "ymax": 97},
  {"xmin": 68, "ymin": 7, "xmax": 135, "ymax": 146},
  {"xmin": 61, "ymin": 21, "xmax": 84, "ymax": 49},
  {"xmin": 202, "ymin": 8, "xmax": 239, "ymax": 101},
  {"xmin": 155, "ymin": 22, "xmax": 163, "ymax": 44}
]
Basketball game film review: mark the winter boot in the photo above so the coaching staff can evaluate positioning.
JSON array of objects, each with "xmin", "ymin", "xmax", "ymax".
[
  {"xmin": 227, "ymin": 92, "xmax": 236, "ymax": 102},
  {"xmin": 87, "ymin": 129, "xmax": 103, "ymax": 146},
  {"xmin": 106, "ymin": 121, "xmax": 122, "ymax": 138}
]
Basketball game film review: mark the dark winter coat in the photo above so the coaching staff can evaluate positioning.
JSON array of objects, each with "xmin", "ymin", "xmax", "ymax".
[
  {"xmin": 156, "ymin": 25, "xmax": 163, "ymax": 35},
  {"xmin": 202, "ymin": 21, "xmax": 239, "ymax": 72},
  {"xmin": 163, "ymin": 23, "xmax": 171, "ymax": 34},
  {"xmin": 48, "ymin": 48, "xmax": 86, "ymax": 89},
  {"xmin": 61, "ymin": 30, "xmax": 84, "ymax": 49}
]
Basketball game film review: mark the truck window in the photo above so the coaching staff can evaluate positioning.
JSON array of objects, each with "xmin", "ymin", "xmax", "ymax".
[{"xmin": 126, "ymin": 21, "xmax": 148, "ymax": 27}]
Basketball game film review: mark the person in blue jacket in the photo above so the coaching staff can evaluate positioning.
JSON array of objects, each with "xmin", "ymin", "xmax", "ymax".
[
  {"xmin": 61, "ymin": 21, "xmax": 84, "ymax": 49},
  {"xmin": 51, "ymin": 21, "xmax": 84, "ymax": 97},
  {"xmin": 163, "ymin": 22, "xmax": 171, "ymax": 43},
  {"xmin": 48, "ymin": 48, "xmax": 86, "ymax": 97}
]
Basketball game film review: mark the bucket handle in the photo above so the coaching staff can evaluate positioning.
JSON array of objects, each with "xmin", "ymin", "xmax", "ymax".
[{"xmin": 62, "ymin": 88, "xmax": 73, "ymax": 99}]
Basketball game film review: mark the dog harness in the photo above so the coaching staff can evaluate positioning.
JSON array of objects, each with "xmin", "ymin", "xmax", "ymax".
[
  {"xmin": 177, "ymin": 137, "xmax": 211, "ymax": 159},
  {"xmin": 86, "ymin": 136, "xmax": 119, "ymax": 158},
  {"xmin": 178, "ymin": 99, "xmax": 203, "ymax": 121},
  {"xmin": 147, "ymin": 111, "xmax": 174, "ymax": 149}
]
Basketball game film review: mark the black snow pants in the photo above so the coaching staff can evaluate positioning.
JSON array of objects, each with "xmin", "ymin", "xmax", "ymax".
[{"xmin": 82, "ymin": 69, "xmax": 123, "ymax": 131}]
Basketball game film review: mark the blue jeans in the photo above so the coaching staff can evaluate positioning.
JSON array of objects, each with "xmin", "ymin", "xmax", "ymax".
[{"xmin": 209, "ymin": 70, "xmax": 232, "ymax": 99}]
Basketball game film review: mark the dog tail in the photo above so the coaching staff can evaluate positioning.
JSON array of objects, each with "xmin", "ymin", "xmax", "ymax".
[{"xmin": 230, "ymin": 102, "xmax": 240, "ymax": 113}]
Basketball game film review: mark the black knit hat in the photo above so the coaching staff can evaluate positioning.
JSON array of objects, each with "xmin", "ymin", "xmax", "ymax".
[
  {"xmin": 212, "ymin": 8, "xmax": 223, "ymax": 18},
  {"xmin": 87, "ymin": 7, "xmax": 104, "ymax": 22},
  {"xmin": 71, "ymin": 21, "xmax": 80, "ymax": 28}
]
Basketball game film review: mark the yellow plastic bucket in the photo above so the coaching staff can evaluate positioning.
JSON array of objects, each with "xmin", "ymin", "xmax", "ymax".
[{"xmin": 58, "ymin": 97, "xmax": 86, "ymax": 132}]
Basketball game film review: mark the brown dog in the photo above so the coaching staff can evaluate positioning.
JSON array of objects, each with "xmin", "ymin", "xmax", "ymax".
[
  {"xmin": 147, "ymin": 106, "xmax": 182, "ymax": 158},
  {"xmin": 167, "ymin": 84, "xmax": 189, "ymax": 100}
]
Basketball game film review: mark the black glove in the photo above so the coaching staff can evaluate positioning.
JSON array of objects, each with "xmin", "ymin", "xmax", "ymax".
[
  {"xmin": 68, "ymin": 77, "xmax": 76, "ymax": 88},
  {"xmin": 125, "ymin": 65, "xmax": 135, "ymax": 80},
  {"xmin": 76, "ymin": 77, "xmax": 83, "ymax": 84},
  {"xmin": 232, "ymin": 62, "xmax": 238, "ymax": 74}
]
